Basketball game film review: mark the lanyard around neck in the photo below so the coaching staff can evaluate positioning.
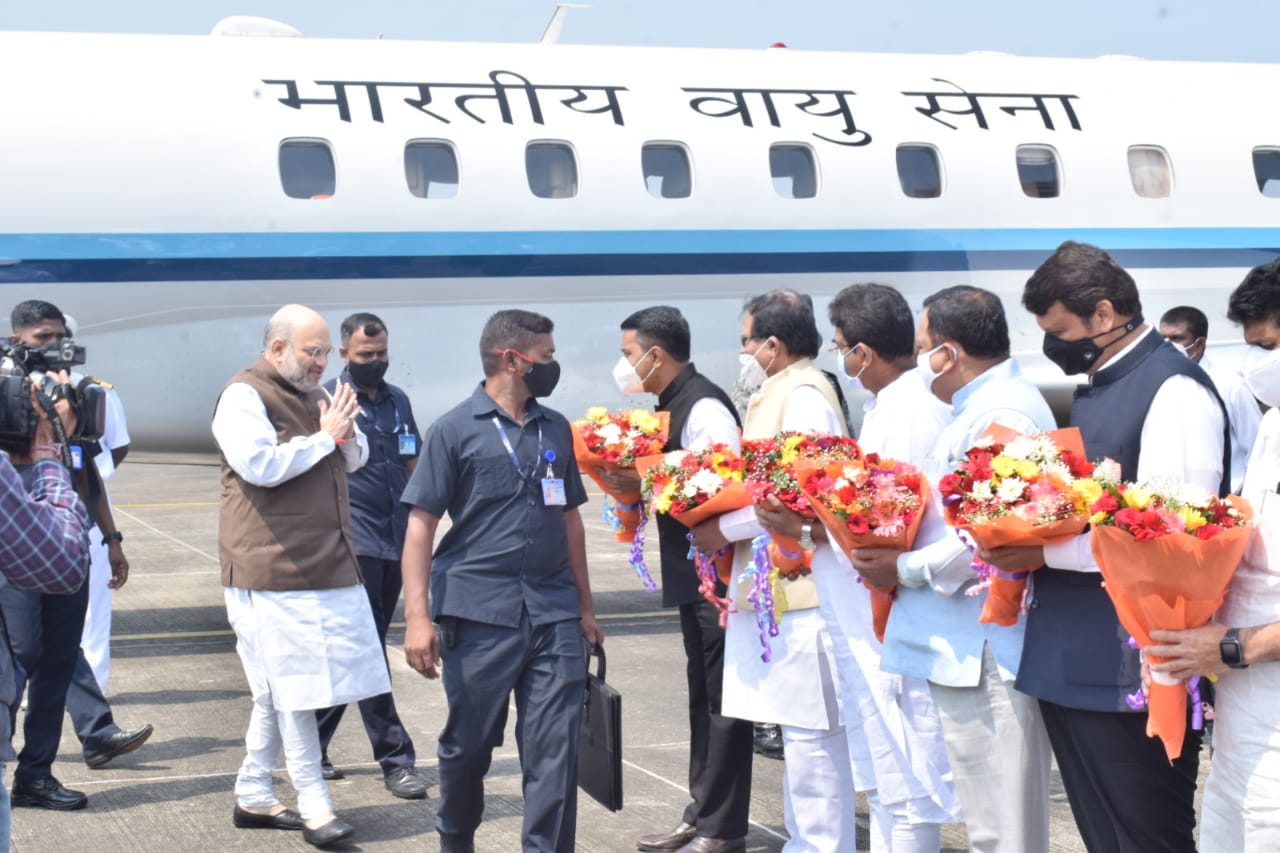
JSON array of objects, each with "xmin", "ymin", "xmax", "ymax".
[{"xmin": 492, "ymin": 416, "xmax": 542, "ymax": 478}]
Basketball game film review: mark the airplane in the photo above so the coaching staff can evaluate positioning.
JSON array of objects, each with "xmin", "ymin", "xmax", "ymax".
[{"xmin": 0, "ymin": 18, "xmax": 1276, "ymax": 450}]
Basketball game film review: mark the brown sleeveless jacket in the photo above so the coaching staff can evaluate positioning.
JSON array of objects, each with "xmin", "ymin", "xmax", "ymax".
[{"xmin": 217, "ymin": 356, "xmax": 361, "ymax": 591}]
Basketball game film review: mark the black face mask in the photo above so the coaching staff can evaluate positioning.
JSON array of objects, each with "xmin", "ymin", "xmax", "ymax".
[
  {"xmin": 346, "ymin": 359, "xmax": 388, "ymax": 388},
  {"xmin": 521, "ymin": 359, "xmax": 561, "ymax": 398},
  {"xmin": 1042, "ymin": 314, "xmax": 1143, "ymax": 376}
]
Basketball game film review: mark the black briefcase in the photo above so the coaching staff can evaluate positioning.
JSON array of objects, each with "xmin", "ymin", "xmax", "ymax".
[{"xmin": 577, "ymin": 644, "xmax": 622, "ymax": 812}]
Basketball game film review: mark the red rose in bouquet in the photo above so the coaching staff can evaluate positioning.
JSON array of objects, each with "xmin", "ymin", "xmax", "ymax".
[
  {"xmin": 796, "ymin": 455, "xmax": 928, "ymax": 642},
  {"xmin": 1088, "ymin": 477, "xmax": 1252, "ymax": 761},
  {"xmin": 572, "ymin": 408, "xmax": 670, "ymax": 542},
  {"xmin": 742, "ymin": 432, "xmax": 863, "ymax": 579},
  {"xmin": 939, "ymin": 424, "xmax": 1098, "ymax": 626},
  {"xmin": 636, "ymin": 444, "xmax": 754, "ymax": 620}
]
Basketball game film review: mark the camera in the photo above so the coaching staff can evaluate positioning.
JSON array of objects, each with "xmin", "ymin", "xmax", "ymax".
[{"xmin": 0, "ymin": 339, "xmax": 107, "ymax": 449}]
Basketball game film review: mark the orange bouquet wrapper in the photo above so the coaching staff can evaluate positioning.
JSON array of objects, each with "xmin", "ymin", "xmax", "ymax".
[
  {"xmin": 943, "ymin": 425, "xmax": 1092, "ymax": 626},
  {"xmin": 1090, "ymin": 496, "xmax": 1253, "ymax": 762},
  {"xmin": 573, "ymin": 411, "xmax": 671, "ymax": 542},
  {"xmin": 634, "ymin": 454, "xmax": 755, "ymax": 584},
  {"xmin": 795, "ymin": 460, "xmax": 929, "ymax": 642}
]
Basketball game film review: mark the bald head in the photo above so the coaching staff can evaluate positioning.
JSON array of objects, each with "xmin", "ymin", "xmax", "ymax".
[{"xmin": 264, "ymin": 304, "xmax": 331, "ymax": 391}]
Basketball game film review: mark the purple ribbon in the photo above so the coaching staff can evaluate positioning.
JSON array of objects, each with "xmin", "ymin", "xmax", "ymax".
[
  {"xmin": 689, "ymin": 534, "xmax": 733, "ymax": 628},
  {"xmin": 626, "ymin": 501, "xmax": 657, "ymax": 592},
  {"xmin": 991, "ymin": 568, "xmax": 1029, "ymax": 581},
  {"xmin": 746, "ymin": 533, "xmax": 779, "ymax": 662}
]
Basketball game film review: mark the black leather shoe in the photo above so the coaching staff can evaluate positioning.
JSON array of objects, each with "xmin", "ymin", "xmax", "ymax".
[
  {"xmin": 302, "ymin": 817, "xmax": 355, "ymax": 848},
  {"xmin": 638, "ymin": 821, "xmax": 698, "ymax": 851},
  {"xmin": 84, "ymin": 723, "xmax": 154, "ymax": 768},
  {"xmin": 384, "ymin": 766, "xmax": 428, "ymax": 799},
  {"xmin": 676, "ymin": 838, "xmax": 747, "ymax": 853},
  {"xmin": 320, "ymin": 755, "xmax": 344, "ymax": 780},
  {"xmin": 232, "ymin": 804, "xmax": 304, "ymax": 830},
  {"xmin": 753, "ymin": 722, "xmax": 784, "ymax": 760},
  {"xmin": 10, "ymin": 777, "xmax": 88, "ymax": 810}
]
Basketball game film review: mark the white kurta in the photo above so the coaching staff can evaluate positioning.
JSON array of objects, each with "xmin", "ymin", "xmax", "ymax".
[
  {"xmin": 721, "ymin": 384, "xmax": 844, "ymax": 730},
  {"xmin": 811, "ymin": 369, "xmax": 960, "ymax": 820},
  {"xmin": 1201, "ymin": 408, "xmax": 1280, "ymax": 852},
  {"xmin": 213, "ymin": 380, "xmax": 389, "ymax": 712}
]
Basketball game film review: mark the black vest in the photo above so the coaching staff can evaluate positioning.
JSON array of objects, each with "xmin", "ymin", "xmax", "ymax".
[
  {"xmin": 1017, "ymin": 332, "xmax": 1230, "ymax": 711},
  {"xmin": 655, "ymin": 364, "xmax": 741, "ymax": 607}
]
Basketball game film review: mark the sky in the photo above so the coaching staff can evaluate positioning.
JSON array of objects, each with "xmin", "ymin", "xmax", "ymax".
[{"xmin": 3, "ymin": 1, "xmax": 1279, "ymax": 62}]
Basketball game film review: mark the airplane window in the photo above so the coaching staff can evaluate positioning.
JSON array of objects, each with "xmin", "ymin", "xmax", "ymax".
[
  {"xmin": 641, "ymin": 143, "xmax": 692, "ymax": 199},
  {"xmin": 1016, "ymin": 145, "xmax": 1060, "ymax": 198},
  {"xmin": 896, "ymin": 145, "xmax": 942, "ymax": 198},
  {"xmin": 1128, "ymin": 146, "xmax": 1172, "ymax": 198},
  {"xmin": 527, "ymin": 142, "xmax": 578, "ymax": 199},
  {"xmin": 279, "ymin": 139, "xmax": 335, "ymax": 200},
  {"xmin": 1252, "ymin": 148, "xmax": 1280, "ymax": 197},
  {"xmin": 405, "ymin": 141, "xmax": 459, "ymax": 199},
  {"xmin": 770, "ymin": 144, "xmax": 818, "ymax": 199}
]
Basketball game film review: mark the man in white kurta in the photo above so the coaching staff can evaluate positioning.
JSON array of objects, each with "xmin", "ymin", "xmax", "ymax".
[
  {"xmin": 693, "ymin": 290, "xmax": 854, "ymax": 853},
  {"xmin": 821, "ymin": 282, "xmax": 961, "ymax": 852},
  {"xmin": 213, "ymin": 305, "xmax": 389, "ymax": 842}
]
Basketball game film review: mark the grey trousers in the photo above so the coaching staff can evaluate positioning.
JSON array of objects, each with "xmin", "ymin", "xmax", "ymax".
[{"xmin": 929, "ymin": 644, "xmax": 1051, "ymax": 853}]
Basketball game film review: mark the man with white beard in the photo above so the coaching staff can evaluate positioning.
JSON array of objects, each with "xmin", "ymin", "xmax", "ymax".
[{"xmin": 212, "ymin": 304, "xmax": 391, "ymax": 848}]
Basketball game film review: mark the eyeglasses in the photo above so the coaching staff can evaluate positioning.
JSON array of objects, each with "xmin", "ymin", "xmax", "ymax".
[
  {"xmin": 300, "ymin": 345, "xmax": 333, "ymax": 359},
  {"xmin": 828, "ymin": 341, "xmax": 857, "ymax": 358}
]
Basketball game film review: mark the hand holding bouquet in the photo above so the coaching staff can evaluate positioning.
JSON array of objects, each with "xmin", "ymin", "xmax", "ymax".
[
  {"xmin": 638, "ymin": 443, "xmax": 753, "ymax": 619},
  {"xmin": 572, "ymin": 408, "xmax": 669, "ymax": 542},
  {"xmin": 742, "ymin": 432, "xmax": 864, "ymax": 578},
  {"xmin": 939, "ymin": 425, "xmax": 1100, "ymax": 626},
  {"xmin": 1087, "ymin": 476, "xmax": 1251, "ymax": 761},
  {"xmin": 797, "ymin": 454, "xmax": 927, "ymax": 641}
]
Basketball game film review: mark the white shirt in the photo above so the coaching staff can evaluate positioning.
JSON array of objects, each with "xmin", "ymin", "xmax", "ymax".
[
  {"xmin": 1044, "ymin": 328, "xmax": 1226, "ymax": 572},
  {"xmin": 212, "ymin": 382, "xmax": 368, "ymax": 487},
  {"xmin": 859, "ymin": 368, "xmax": 952, "ymax": 465},
  {"xmin": 683, "ymin": 397, "xmax": 741, "ymax": 454},
  {"xmin": 1201, "ymin": 353, "xmax": 1263, "ymax": 495}
]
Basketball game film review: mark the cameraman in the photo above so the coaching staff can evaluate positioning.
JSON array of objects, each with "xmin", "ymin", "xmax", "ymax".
[
  {"xmin": 2, "ymin": 301, "xmax": 150, "ymax": 813},
  {"xmin": 0, "ymin": 372, "xmax": 91, "ymax": 845}
]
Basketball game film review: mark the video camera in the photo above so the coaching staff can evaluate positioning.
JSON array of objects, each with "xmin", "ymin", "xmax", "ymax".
[{"xmin": 0, "ymin": 339, "xmax": 107, "ymax": 449}]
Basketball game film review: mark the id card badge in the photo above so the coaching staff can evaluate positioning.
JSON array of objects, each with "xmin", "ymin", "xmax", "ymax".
[
  {"xmin": 542, "ymin": 477, "xmax": 567, "ymax": 506},
  {"xmin": 69, "ymin": 444, "xmax": 84, "ymax": 471},
  {"xmin": 398, "ymin": 432, "xmax": 418, "ymax": 456},
  {"xmin": 540, "ymin": 448, "xmax": 566, "ymax": 505}
]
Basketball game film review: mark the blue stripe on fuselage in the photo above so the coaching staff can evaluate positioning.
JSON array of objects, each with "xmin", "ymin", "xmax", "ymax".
[{"xmin": 0, "ymin": 228, "xmax": 1278, "ymax": 282}]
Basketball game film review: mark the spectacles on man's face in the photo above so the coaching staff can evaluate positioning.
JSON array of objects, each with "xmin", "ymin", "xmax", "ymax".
[
  {"xmin": 827, "ymin": 341, "xmax": 857, "ymax": 358},
  {"xmin": 300, "ymin": 345, "xmax": 333, "ymax": 360}
]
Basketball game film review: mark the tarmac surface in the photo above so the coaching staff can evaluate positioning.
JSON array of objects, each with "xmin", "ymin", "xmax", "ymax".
[{"xmin": 5, "ymin": 456, "xmax": 1204, "ymax": 852}]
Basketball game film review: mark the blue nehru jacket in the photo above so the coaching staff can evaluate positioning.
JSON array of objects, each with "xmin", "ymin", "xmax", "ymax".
[
  {"xmin": 325, "ymin": 372, "xmax": 420, "ymax": 561},
  {"xmin": 400, "ymin": 383, "xmax": 588, "ymax": 628}
]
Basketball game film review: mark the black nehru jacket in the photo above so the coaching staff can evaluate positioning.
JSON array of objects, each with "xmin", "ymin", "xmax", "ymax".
[
  {"xmin": 654, "ymin": 364, "xmax": 741, "ymax": 608},
  {"xmin": 1017, "ymin": 332, "xmax": 1230, "ymax": 711}
]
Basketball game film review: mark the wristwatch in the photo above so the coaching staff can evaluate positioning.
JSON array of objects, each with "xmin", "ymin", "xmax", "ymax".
[
  {"xmin": 798, "ymin": 523, "xmax": 816, "ymax": 551},
  {"xmin": 1220, "ymin": 627, "xmax": 1249, "ymax": 669},
  {"xmin": 102, "ymin": 530, "xmax": 124, "ymax": 546}
]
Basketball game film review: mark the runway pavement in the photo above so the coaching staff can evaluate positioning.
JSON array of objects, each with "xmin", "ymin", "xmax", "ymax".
[{"xmin": 6, "ymin": 455, "xmax": 1182, "ymax": 852}]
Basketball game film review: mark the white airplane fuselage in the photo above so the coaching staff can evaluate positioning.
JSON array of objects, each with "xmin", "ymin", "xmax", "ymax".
[{"xmin": 1, "ymin": 30, "xmax": 1276, "ymax": 449}]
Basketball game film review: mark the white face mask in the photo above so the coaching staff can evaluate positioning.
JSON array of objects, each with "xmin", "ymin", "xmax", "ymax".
[
  {"xmin": 835, "ymin": 344, "xmax": 867, "ymax": 392},
  {"xmin": 916, "ymin": 343, "xmax": 949, "ymax": 396},
  {"xmin": 1169, "ymin": 341, "xmax": 1190, "ymax": 359},
  {"xmin": 1243, "ymin": 345, "xmax": 1280, "ymax": 408},
  {"xmin": 612, "ymin": 349, "xmax": 656, "ymax": 395},
  {"xmin": 738, "ymin": 341, "xmax": 774, "ymax": 392}
]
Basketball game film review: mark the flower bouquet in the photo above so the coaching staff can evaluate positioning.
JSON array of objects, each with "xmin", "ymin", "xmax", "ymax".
[
  {"xmin": 742, "ymin": 433, "xmax": 864, "ymax": 578},
  {"xmin": 796, "ymin": 454, "xmax": 928, "ymax": 642},
  {"xmin": 572, "ymin": 408, "xmax": 670, "ymax": 542},
  {"xmin": 939, "ymin": 424, "xmax": 1100, "ymax": 626},
  {"xmin": 637, "ymin": 443, "xmax": 754, "ymax": 621},
  {"xmin": 1087, "ymin": 477, "xmax": 1252, "ymax": 761}
]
